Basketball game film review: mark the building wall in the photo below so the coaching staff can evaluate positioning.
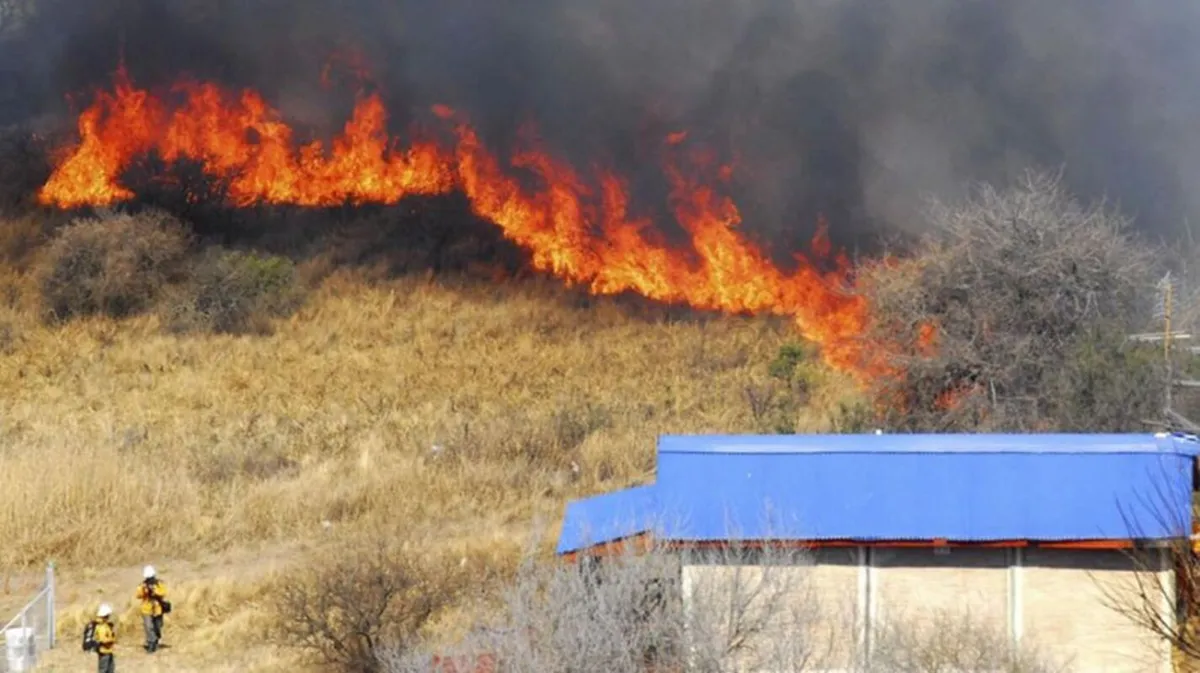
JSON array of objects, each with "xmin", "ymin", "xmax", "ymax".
[
  {"xmin": 870, "ymin": 545, "xmax": 1012, "ymax": 662},
  {"xmin": 1021, "ymin": 548, "xmax": 1173, "ymax": 673},
  {"xmin": 681, "ymin": 549, "xmax": 860, "ymax": 671},
  {"xmin": 681, "ymin": 546, "xmax": 1175, "ymax": 673},
  {"xmin": 798, "ymin": 548, "xmax": 860, "ymax": 670}
]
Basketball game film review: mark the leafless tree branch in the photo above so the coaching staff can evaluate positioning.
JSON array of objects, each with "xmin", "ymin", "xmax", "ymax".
[
  {"xmin": 1100, "ymin": 454, "xmax": 1199, "ymax": 664},
  {"xmin": 384, "ymin": 527, "xmax": 1071, "ymax": 672},
  {"xmin": 860, "ymin": 169, "xmax": 1165, "ymax": 432}
]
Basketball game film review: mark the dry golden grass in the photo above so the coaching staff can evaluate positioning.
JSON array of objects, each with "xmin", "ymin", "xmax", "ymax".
[
  {"xmin": 0, "ymin": 245, "xmax": 856, "ymax": 669},
  {"xmin": 35, "ymin": 549, "xmax": 296, "ymax": 672}
]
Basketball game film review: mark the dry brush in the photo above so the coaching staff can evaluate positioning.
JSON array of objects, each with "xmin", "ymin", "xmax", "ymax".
[
  {"xmin": 381, "ymin": 537, "xmax": 1071, "ymax": 673},
  {"xmin": 859, "ymin": 169, "xmax": 1166, "ymax": 432}
]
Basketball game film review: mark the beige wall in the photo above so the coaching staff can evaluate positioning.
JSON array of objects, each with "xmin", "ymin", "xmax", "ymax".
[
  {"xmin": 681, "ymin": 549, "xmax": 860, "ymax": 671},
  {"xmin": 801, "ymin": 549, "xmax": 861, "ymax": 670},
  {"xmin": 872, "ymin": 547, "xmax": 1010, "ymax": 635},
  {"xmin": 681, "ymin": 546, "xmax": 1175, "ymax": 673},
  {"xmin": 1022, "ymin": 548, "xmax": 1173, "ymax": 673}
]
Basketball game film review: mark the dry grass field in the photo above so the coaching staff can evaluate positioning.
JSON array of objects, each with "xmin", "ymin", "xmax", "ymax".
[{"xmin": 0, "ymin": 231, "xmax": 857, "ymax": 670}]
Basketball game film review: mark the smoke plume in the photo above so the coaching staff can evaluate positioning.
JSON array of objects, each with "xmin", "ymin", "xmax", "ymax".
[{"xmin": 2, "ymin": 0, "xmax": 1199, "ymax": 249}]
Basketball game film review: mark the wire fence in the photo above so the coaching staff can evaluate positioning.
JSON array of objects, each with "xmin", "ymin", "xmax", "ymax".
[{"xmin": 0, "ymin": 563, "xmax": 55, "ymax": 672}]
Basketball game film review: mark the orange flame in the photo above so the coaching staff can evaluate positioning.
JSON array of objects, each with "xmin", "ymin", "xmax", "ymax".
[
  {"xmin": 934, "ymin": 381, "xmax": 984, "ymax": 412},
  {"xmin": 917, "ymin": 322, "xmax": 938, "ymax": 355},
  {"xmin": 37, "ymin": 68, "xmax": 895, "ymax": 381}
]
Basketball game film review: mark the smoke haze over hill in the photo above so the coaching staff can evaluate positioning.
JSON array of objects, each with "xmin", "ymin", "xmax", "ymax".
[{"xmin": 1, "ymin": 0, "xmax": 1198, "ymax": 248}]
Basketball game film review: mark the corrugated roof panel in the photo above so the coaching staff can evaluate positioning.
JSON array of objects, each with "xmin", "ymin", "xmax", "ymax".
[
  {"xmin": 556, "ymin": 434, "xmax": 1200, "ymax": 554},
  {"xmin": 657, "ymin": 432, "xmax": 1200, "ymax": 455},
  {"xmin": 554, "ymin": 485, "xmax": 658, "ymax": 555},
  {"xmin": 654, "ymin": 449, "xmax": 1192, "ymax": 541}
]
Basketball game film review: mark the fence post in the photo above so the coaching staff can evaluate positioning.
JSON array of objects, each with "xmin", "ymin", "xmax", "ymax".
[{"xmin": 45, "ymin": 561, "xmax": 55, "ymax": 649}]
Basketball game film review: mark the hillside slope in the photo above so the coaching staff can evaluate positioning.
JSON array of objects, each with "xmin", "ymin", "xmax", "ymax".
[{"xmin": 0, "ymin": 266, "xmax": 850, "ymax": 670}]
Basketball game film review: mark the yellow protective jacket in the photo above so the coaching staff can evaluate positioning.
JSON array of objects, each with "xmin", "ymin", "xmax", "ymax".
[
  {"xmin": 136, "ymin": 580, "xmax": 168, "ymax": 617},
  {"xmin": 93, "ymin": 619, "xmax": 115, "ymax": 655}
]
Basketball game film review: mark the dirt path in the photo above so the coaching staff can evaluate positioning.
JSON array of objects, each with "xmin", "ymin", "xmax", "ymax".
[
  {"xmin": 14, "ymin": 543, "xmax": 310, "ymax": 672},
  {"xmin": 5, "ymin": 521, "xmax": 539, "ymax": 671}
]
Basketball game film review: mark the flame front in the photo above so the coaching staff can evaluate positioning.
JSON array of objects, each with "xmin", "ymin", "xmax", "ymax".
[{"xmin": 37, "ymin": 69, "xmax": 889, "ymax": 381}]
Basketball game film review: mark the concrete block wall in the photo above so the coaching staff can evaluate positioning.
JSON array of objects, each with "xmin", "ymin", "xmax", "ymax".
[{"xmin": 681, "ymin": 546, "xmax": 1175, "ymax": 673}]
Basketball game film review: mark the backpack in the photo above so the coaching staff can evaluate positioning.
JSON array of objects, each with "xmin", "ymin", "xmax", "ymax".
[
  {"xmin": 147, "ymin": 581, "xmax": 171, "ymax": 615},
  {"xmin": 81, "ymin": 620, "xmax": 97, "ymax": 652}
]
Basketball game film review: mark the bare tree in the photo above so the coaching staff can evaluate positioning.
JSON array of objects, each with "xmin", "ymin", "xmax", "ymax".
[
  {"xmin": 859, "ymin": 169, "xmax": 1163, "ymax": 431},
  {"xmin": 1098, "ymin": 458, "xmax": 1197, "ymax": 666},
  {"xmin": 385, "ymin": 535, "xmax": 1074, "ymax": 673},
  {"xmin": 270, "ymin": 538, "xmax": 457, "ymax": 673},
  {"xmin": 382, "ymin": 533, "xmax": 842, "ymax": 673},
  {"xmin": 678, "ymin": 544, "xmax": 838, "ymax": 672},
  {"xmin": 1100, "ymin": 546, "xmax": 1191, "ymax": 671}
]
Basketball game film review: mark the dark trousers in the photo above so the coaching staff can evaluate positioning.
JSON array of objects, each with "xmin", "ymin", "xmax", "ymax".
[
  {"xmin": 97, "ymin": 653, "xmax": 115, "ymax": 673},
  {"xmin": 143, "ymin": 614, "xmax": 163, "ymax": 651}
]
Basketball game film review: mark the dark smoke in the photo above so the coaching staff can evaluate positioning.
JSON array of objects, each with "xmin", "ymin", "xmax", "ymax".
[{"xmin": 2, "ymin": 0, "xmax": 1199, "ymax": 252}]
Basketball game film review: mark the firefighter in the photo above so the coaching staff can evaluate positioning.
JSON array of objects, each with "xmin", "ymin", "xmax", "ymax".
[
  {"xmin": 93, "ymin": 603, "xmax": 117, "ymax": 673},
  {"xmin": 134, "ymin": 565, "xmax": 169, "ymax": 653}
]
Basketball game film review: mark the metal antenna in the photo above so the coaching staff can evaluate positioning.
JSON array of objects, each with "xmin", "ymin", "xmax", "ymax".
[
  {"xmin": 1136, "ymin": 273, "xmax": 1200, "ymax": 433},
  {"xmin": 1158, "ymin": 273, "xmax": 1175, "ymax": 413}
]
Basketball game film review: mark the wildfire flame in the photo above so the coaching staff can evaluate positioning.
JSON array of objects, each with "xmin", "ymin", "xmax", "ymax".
[{"xmin": 37, "ymin": 67, "xmax": 894, "ymax": 381}]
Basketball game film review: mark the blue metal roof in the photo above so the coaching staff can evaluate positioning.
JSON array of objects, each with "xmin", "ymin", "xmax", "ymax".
[
  {"xmin": 657, "ymin": 433, "xmax": 1194, "ymax": 455},
  {"xmin": 556, "ymin": 433, "xmax": 1200, "ymax": 554},
  {"xmin": 556, "ymin": 485, "xmax": 659, "ymax": 555}
]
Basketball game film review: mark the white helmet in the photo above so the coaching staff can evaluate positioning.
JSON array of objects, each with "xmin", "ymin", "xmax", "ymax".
[
  {"xmin": 97, "ymin": 603, "xmax": 112, "ymax": 618},
  {"xmin": 143, "ymin": 565, "xmax": 156, "ymax": 579}
]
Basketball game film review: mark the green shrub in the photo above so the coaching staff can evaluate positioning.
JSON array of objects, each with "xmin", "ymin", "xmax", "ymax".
[
  {"xmin": 767, "ymin": 341, "xmax": 823, "ymax": 394},
  {"xmin": 37, "ymin": 209, "xmax": 191, "ymax": 322},
  {"xmin": 167, "ymin": 248, "xmax": 306, "ymax": 335},
  {"xmin": 754, "ymin": 341, "xmax": 827, "ymax": 433}
]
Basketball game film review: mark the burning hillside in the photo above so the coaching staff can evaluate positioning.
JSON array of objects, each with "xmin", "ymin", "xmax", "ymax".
[
  {"xmin": 35, "ymin": 66, "xmax": 888, "ymax": 381},
  {"xmin": 4, "ymin": 0, "xmax": 1194, "ymax": 396}
]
